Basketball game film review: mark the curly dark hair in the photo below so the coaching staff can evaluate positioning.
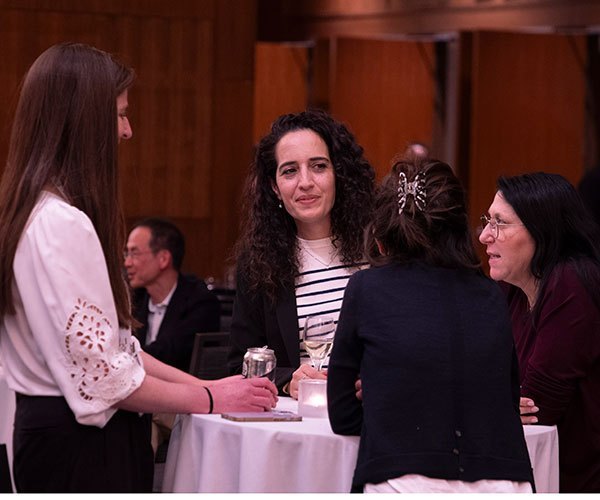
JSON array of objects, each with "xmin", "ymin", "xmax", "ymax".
[
  {"xmin": 366, "ymin": 156, "xmax": 481, "ymax": 270},
  {"xmin": 235, "ymin": 109, "xmax": 375, "ymax": 303}
]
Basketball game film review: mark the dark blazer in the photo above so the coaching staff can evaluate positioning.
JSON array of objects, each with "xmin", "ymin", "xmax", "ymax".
[
  {"xmin": 328, "ymin": 262, "xmax": 534, "ymax": 492},
  {"xmin": 227, "ymin": 270, "xmax": 299, "ymax": 392},
  {"xmin": 133, "ymin": 274, "xmax": 220, "ymax": 372}
]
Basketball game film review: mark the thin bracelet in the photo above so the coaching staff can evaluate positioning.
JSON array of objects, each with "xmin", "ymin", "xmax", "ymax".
[{"xmin": 204, "ymin": 386, "xmax": 214, "ymax": 414}]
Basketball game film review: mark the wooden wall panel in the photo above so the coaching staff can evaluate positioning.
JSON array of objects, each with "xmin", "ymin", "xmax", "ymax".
[
  {"xmin": 311, "ymin": 38, "xmax": 331, "ymax": 110},
  {"xmin": 468, "ymin": 31, "xmax": 586, "ymax": 224},
  {"xmin": 331, "ymin": 38, "xmax": 435, "ymax": 177},
  {"xmin": 215, "ymin": 0, "xmax": 255, "ymax": 81},
  {"xmin": 0, "ymin": 0, "xmax": 257, "ymax": 281},
  {"xmin": 253, "ymin": 42, "xmax": 309, "ymax": 142},
  {"xmin": 0, "ymin": 8, "xmax": 126, "ymax": 184},
  {"xmin": 119, "ymin": 16, "xmax": 213, "ymax": 220},
  {"xmin": 208, "ymin": 0, "xmax": 257, "ymax": 282},
  {"xmin": 209, "ymin": 80, "xmax": 255, "ymax": 278}
]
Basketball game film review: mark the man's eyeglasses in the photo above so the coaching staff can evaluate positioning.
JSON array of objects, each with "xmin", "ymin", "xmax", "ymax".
[
  {"xmin": 123, "ymin": 249, "xmax": 154, "ymax": 260},
  {"xmin": 480, "ymin": 215, "xmax": 523, "ymax": 239}
]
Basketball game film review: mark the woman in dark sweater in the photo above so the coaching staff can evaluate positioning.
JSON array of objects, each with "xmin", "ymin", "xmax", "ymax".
[
  {"xmin": 328, "ymin": 157, "xmax": 533, "ymax": 493},
  {"xmin": 480, "ymin": 172, "xmax": 600, "ymax": 492}
]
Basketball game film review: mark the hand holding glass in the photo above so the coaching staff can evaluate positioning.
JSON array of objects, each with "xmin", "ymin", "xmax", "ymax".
[{"xmin": 302, "ymin": 315, "xmax": 335, "ymax": 371}]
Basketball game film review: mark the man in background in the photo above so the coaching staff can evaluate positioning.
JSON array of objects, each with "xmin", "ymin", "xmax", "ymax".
[{"xmin": 125, "ymin": 217, "xmax": 220, "ymax": 372}]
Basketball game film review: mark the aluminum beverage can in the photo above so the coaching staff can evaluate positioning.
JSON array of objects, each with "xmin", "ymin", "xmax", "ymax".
[{"xmin": 242, "ymin": 347, "xmax": 276, "ymax": 382}]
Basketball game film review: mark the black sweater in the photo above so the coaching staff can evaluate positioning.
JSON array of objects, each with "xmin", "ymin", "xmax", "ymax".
[{"xmin": 327, "ymin": 262, "xmax": 534, "ymax": 492}]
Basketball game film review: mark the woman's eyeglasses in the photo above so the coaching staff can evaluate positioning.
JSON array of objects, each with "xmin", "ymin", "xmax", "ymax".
[{"xmin": 480, "ymin": 215, "xmax": 523, "ymax": 239}]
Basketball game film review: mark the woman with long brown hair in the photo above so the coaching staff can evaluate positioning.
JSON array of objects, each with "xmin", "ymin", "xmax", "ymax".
[{"xmin": 0, "ymin": 42, "xmax": 276, "ymax": 493}]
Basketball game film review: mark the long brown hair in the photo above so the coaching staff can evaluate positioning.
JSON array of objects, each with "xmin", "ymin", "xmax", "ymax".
[{"xmin": 0, "ymin": 42, "xmax": 135, "ymax": 327}]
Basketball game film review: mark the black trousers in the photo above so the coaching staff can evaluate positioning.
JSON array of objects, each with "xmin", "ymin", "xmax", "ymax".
[
  {"xmin": 0, "ymin": 444, "xmax": 13, "ymax": 492},
  {"xmin": 13, "ymin": 394, "xmax": 153, "ymax": 493}
]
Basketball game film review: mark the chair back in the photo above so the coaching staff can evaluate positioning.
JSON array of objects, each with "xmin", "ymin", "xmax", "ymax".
[
  {"xmin": 188, "ymin": 331, "xmax": 231, "ymax": 380},
  {"xmin": 212, "ymin": 288, "xmax": 235, "ymax": 331}
]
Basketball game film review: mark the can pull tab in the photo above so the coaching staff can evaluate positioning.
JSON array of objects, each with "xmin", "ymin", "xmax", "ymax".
[{"xmin": 261, "ymin": 345, "xmax": 268, "ymax": 350}]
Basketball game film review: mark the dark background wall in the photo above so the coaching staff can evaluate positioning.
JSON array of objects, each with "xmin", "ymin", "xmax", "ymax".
[{"xmin": 1, "ymin": 0, "xmax": 599, "ymax": 281}]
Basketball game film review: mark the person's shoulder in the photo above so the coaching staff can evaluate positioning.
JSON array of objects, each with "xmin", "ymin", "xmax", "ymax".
[
  {"xmin": 349, "ymin": 263, "xmax": 380, "ymax": 281},
  {"xmin": 179, "ymin": 273, "xmax": 206, "ymax": 288},
  {"xmin": 350, "ymin": 262, "xmax": 404, "ymax": 287},
  {"xmin": 179, "ymin": 273, "xmax": 218, "ymax": 298},
  {"xmin": 538, "ymin": 261, "xmax": 600, "ymax": 315},
  {"xmin": 31, "ymin": 192, "xmax": 90, "ymax": 225},
  {"xmin": 356, "ymin": 261, "xmax": 410, "ymax": 277},
  {"xmin": 24, "ymin": 192, "xmax": 96, "ymax": 245},
  {"xmin": 466, "ymin": 268, "xmax": 503, "ymax": 290},
  {"xmin": 537, "ymin": 262, "xmax": 600, "ymax": 323},
  {"xmin": 467, "ymin": 271, "xmax": 515, "ymax": 305},
  {"xmin": 362, "ymin": 260, "xmax": 439, "ymax": 280},
  {"xmin": 548, "ymin": 261, "xmax": 587, "ymax": 292}
]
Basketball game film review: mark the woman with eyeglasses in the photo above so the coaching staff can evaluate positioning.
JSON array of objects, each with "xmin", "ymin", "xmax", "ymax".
[
  {"xmin": 479, "ymin": 172, "xmax": 600, "ymax": 493},
  {"xmin": 327, "ymin": 156, "xmax": 533, "ymax": 493}
]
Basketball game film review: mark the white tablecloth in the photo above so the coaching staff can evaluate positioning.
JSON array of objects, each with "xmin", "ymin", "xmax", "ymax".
[
  {"xmin": 0, "ymin": 367, "xmax": 16, "ymax": 484},
  {"xmin": 163, "ymin": 397, "xmax": 559, "ymax": 493}
]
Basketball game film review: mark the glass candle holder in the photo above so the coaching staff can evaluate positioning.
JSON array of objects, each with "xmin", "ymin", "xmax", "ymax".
[{"xmin": 298, "ymin": 379, "xmax": 328, "ymax": 418}]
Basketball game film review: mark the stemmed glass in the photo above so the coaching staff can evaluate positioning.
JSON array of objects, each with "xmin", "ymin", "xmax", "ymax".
[{"xmin": 302, "ymin": 315, "xmax": 336, "ymax": 371}]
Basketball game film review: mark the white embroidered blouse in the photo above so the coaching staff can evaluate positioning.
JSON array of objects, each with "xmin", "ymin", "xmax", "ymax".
[{"xmin": 0, "ymin": 192, "xmax": 145, "ymax": 427}]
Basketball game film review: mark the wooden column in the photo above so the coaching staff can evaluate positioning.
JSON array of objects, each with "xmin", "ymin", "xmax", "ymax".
[
  {"xmin": 468, "ymin": 31, "xmax": 586, "ymax": 221},
  {"xmin": 331, "ymin": 37, "xmax": 436, "ymax": 178}
]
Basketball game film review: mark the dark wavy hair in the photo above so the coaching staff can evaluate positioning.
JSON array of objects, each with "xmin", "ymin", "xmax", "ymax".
[
  {"xmin": 366, "ymin": 156, "xmax": 481, "ymax": 270},
  {"xmin": 0, "ymin": 43, "xmax": 135, "ymax": 326},
  {"xmin": 235, "ymin": 109, "xmax": 375, "ymax": 303},
  {"xmin": 498, "ymin": 172, "xmax": 600, "ymax": 313}
]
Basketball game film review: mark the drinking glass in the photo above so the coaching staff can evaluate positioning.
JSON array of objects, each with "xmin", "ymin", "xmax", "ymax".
[{"xmin": 302, "ymin": 315, "xmax": 336, "ymax": 371}]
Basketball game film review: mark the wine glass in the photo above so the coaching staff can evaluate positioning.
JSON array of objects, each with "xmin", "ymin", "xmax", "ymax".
[{"xmin": 302, "ymin": 315, "xmax": 336, "ymax": 371}]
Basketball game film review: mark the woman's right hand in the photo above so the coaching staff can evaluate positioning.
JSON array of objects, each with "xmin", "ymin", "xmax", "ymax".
[
  {"xmin": 288, "ymin": 364, "xmax": 327, "ymax": 400},
  {"xmin": 210, "ymin": 377, "xmax": 278, "ymax": 413},
  {"xmin": 519, "ymin": 396, "xmax": 539, "ymax": 424}
]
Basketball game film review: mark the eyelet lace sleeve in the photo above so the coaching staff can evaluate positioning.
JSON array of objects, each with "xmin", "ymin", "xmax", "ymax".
[{"xmin": 64, "ymin": 299, "xmax": 144, "ymax": 404}]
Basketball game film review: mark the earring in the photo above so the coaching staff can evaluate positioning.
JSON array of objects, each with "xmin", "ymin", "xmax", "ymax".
[{"xmin": 278, "ymin": 201, "xmax": 282, "ymax": 209}]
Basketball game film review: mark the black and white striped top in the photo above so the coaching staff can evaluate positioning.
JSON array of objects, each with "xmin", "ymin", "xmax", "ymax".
[{"xmin": 295, "ymin": 236, "xmax": 367, "ymax": 368}]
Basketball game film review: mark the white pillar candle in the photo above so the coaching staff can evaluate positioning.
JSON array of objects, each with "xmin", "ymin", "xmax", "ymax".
[{"xmin": 298, "ymin": 379, "xmax": 328, "ymax": 418}]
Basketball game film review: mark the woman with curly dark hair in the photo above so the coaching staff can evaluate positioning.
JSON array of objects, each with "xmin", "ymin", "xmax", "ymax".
[{"xmin": 228, "ymin": 109, "xmax": 375, "ymax": 396}]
